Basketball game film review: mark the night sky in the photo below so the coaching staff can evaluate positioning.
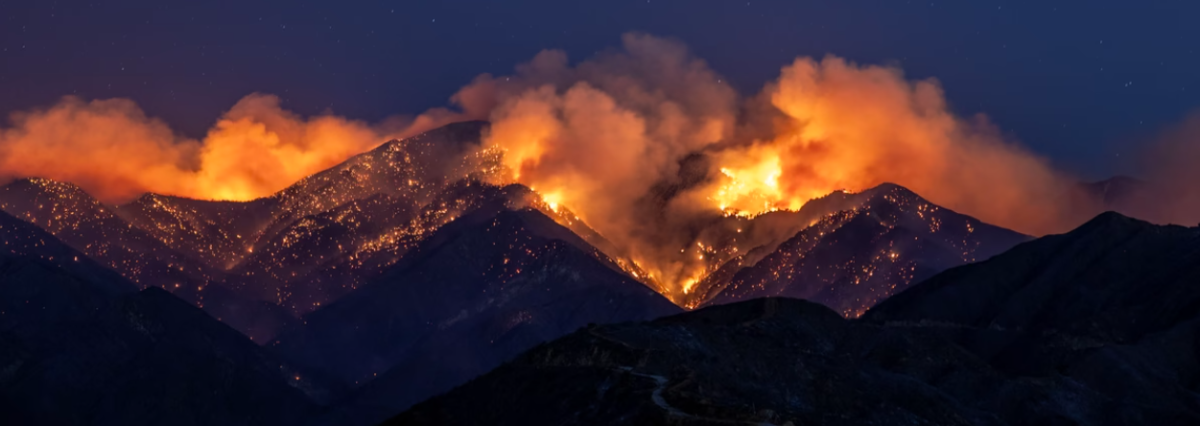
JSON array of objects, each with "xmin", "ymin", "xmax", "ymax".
[{"xmin": 2, "ymin": 0, "xmax": 1197, "ymax": 178}]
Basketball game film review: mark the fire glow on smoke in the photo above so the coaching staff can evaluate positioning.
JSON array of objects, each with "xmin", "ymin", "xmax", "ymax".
[{"xmin": 2, "ymin": 33, "xmax": 1198, "ymax": 302}]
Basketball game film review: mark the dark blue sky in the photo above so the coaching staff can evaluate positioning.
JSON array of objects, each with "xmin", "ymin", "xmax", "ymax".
[{"xmin": 2, "ymin": 0, "xmax": 1196, "ymax": 178}]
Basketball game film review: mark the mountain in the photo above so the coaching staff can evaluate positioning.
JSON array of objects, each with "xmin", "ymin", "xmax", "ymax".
[
  {"xmin": 113, "ymin": 120, "xmax": 494, "ymax": 265},
  {"xmin": 0, "ymin": 178, "xmax": 215, "ymax": 289},
  {"xmin": 386, "ymin": 297, "xmax": 1100, "ymax": 425},
  {"xmin": 0, "ymin": 203, "xmax": 136, "ymax": 312},
  {"xmin": 110, "ymin": 121, "xmax": 500, "ymax": 319},
  {"xmin": 0, "ymin": 178, "xmax": 297, "ymax": 343},
  {"xmin": 256, "ymin": 121, "xmax": 495, "ymax": 241},
  {"xmin": 389, "ymin": 212, "xmax": 1200, "ymax": 425},
  {"xmin": 867, "ymin": 213, "xmax": 1200, "ymax": 417},
  {"xmin": 224, "ymin": 179, "xmax": 512, "ymax": 316},
  {"xmin": 0, "ymin": 210, "xmax": 321, "ymax": 426},
  {"xmin": 270, "ymin": 186, "xmax": 680, "ymax": 425},
  {"xmin": 866, "ymin": 211, "xmax": 1200, "ymax": 422},
  {"xmin": 115, "ymin": 193, "xmax": 275, "ymax": 270},
  {"xmin": 0, "ymin": 122, "xmax": 500, "ymax": 342},
  {"xmin": 689, "ymin": 183, "xmax": 1030, "ymax": 317}
]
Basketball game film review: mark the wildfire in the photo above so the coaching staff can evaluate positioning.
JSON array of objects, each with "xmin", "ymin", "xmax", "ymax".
[
  {"xmin": 0, "ymin": 93, "xmax": 473, "ymax": 203},
  {"xmin": 464, "ymin": 34, "xmax": 1082, "ymax": 302},
  {"xmin": 1, "ymin": 32, "xmax": 1103, "ymax": 308},
  {"xmin": 539, "ymin": 190, "xmax": 563, "ymax": 212},
  {"xmin": 710, "ymin": 149, "xmax": 807, "ymax": 217},
  {"xmin": 682, "ymin": 278, "xmax": 698, "ymax": 295}
]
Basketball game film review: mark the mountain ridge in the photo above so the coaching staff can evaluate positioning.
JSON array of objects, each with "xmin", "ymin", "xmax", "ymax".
[
  {"xmin": 271, "ymin": 198, "xmax": 680, "ymax": 426},
  {"xmin": 0, "ymin": 210, "xmax": 325, "ymax": 426},
  {"xmin": 388, "ymin": 211, "xmax": 1200, "ymax": 425}
]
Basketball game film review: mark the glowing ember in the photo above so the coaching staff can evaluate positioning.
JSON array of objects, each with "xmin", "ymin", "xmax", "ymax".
[{"xmin": 541, "ymin": 191, "xmax": 563, "ymax": 212}]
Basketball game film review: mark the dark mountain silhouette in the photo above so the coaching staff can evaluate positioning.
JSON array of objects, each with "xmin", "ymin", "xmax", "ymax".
[
  {"xmin": 867, "ymin": 212, "xmax": 1200, "ymax": 421},
  {"xmin": 389, "ymin": 212, "xmax": 1200, "ymax": 426},
  {"xmin": 0, "ymin": 210, "xmax": 321, "ymax": 426},
  {"xmin": 270, "ymin": 187, "xmax": 680, "ymax": 426},
  {"xmin": 690, "ymin": 183, "xmax": 1029, "ymax": 317}
]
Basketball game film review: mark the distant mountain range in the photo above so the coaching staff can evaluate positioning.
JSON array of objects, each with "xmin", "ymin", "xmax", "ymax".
[{"xmin": 0, "ymin": 120, "xmax": 1173, "ymax": 425}]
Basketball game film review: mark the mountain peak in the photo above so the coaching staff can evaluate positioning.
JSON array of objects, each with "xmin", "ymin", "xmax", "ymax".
[
  {"xmin": 372, "ymin": 120, "xmax": 489, "ymax": 153},
  {"xmin": 696, "ymin": 183, "xmax": 1029, "ymax": 317},
  {"xmin": 2, "ymin": 177, "xmax": 97, "ymax": 204},
  {"xmin": 862, "ymin": 181, "xmax": 910, "ymax": 196},
  {"xmin": 867, "ymin": 207, "xmax": 1200, "ymax": 341},
  {"xmin": 1074, "ymin": 210, "xmax": 1151, "ymax": 234}
]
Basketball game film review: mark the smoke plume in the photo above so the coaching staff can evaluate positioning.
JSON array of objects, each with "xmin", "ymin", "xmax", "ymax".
[
  {"xmin": 0, "ymin": 93, "xmax": 456, "ymax": 202},
  {"xmin": 712, "ymin": 56, "xmax": 1075, "ymax": 235},
  {"xmin": 456, "ymin": 34, "xmax": 1079, "ymax": 295},
  {"xmin": 1129, "ymin": 112, "xmax": 1200, "ymax": 225}
]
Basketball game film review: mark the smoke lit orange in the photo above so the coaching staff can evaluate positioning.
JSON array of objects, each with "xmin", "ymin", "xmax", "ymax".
[
  {"xmin": 3, "ymin": 32, "xmax": 1196, "ymax": 304},
  {"xmin": 0, "ymin": 93, "xmax": 469, "ymax": 202},
  {"xmin": 466, "ymin": 35, "xmax": 1079, "ymax": 299}
]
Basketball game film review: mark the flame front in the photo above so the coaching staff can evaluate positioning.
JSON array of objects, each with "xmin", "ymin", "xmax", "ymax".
[
  {"xmin": 470, "ymin": 35, "xmax": 1081, "ymax": 303},
  {"xmin": 710, "ymin": 149, "xmax": 804, "ymax": 217}
]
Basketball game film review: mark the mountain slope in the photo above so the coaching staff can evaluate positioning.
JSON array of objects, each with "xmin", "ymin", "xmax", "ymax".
[
  {"xmin": 226, "ymin": 180, "xmax": 516, "ymax": 316},
  {"xmin": 271, "ymin": 191, "xmax": 680, "ymax": 425},
  {"xmin": 114, "ymin": 121, "xmax": 495, "ymax": 266},
  {"xmin": 0, "ymin": 122, "xmax": 503, "ymax": 342},
  {"xmin": 692, "ymin": 183, "xmax": 1029, "ymax": 317},
  {"xmin": 110, "ymin": 121, "xmax": 501, "ymax": 319},
  {"xmin": 0, "ymin": 178, "xmax": 215, "ymax": 289},
  {"xmin": 866, "ymin": 212, "xmax": 1200, "ymax": 421},
  {"xmin": 0, "ymin": 210, "xmax": 321, "ymax": 426},
  {"xmin": 0, "ymin": 208, "xmax": 136, "ymax": 324},
  {"xmin": 0, "ymin": 178, "xmax": 297, "ymax": 343},
  {"xmin": 115, "ymin": 193, "xmax": 275, "ymax": 269},
  {"xmin": 388, "ymin": 212, "xmax": 1200, "ymax": 426},
  {"xmin": 388, "ymin": 298, "xmax": 1123, "ymax": 425},
  {"xmin": 868, "ymin": 211, "xmax": 1199, "ymax": 338},
  {"xmin": 247, "ymin": 120, "xmax": 496, "ymax": 252}
]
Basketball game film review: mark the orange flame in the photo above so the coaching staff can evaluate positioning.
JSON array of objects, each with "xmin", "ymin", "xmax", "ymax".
[
  {"xmin": 705, "ymin": 56, "xmax": 1074, "ymax": 235},
  {"xmin": 0, "ymin": 93, "xmax": 467, "ymax": 202},
  {"xmin": 462, "ymin": 35, "xmax": 1082, "ymax": 300},
  {"xmin": 5, "ymin": 33, "xmax": 1194, "ymax": 304}
]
